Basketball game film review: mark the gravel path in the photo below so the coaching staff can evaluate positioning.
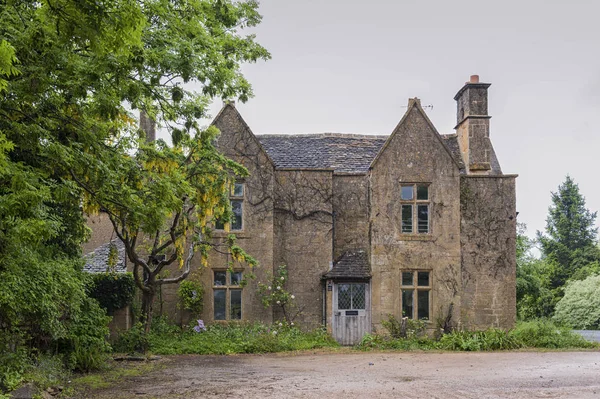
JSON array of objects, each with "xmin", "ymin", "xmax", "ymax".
[{"xmin": 82, "ymin": 351, "xmax": 600, "ymax": 399}]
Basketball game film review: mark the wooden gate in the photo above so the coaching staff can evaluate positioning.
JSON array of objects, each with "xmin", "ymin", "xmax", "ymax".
[{"xmin": 333, "ymin": 282, "xmax": 370, "ymax": 345}]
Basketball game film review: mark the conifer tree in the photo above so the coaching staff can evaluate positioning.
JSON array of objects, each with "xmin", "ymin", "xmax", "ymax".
[{"xmin": 537, "ymin": 176, "xmax": 600, "ymax": 288}]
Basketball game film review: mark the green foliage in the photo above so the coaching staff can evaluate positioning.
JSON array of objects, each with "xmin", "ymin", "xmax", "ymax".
[
  {"xmin": 0, "ymin": 347, "xmax": 27, "ymax": 392},
  {"xmin": 112, "ymin": 323, "xmax": 149, "ymax": 354},
  {"xmin": 356, "ymin": 333, "xmax": 436, "ymax": 351},
  {"xmin": 177, "ymin": 279, "xmax": 204, "ymax": 316},
  {"xmin": 512, "ymin": 320, "xmax": 595, "ymax": 348},
  {"xmin": 257, "ymin": 265, "xmax": 301, "ymax": 325},
  {"xmin": 553, "ymin": 275, "xmax": 600, "ymax": 329},
  {"xmin": 381, "ymin": 314, "xmax": 427, "ymax": 339},
  {"xmin": 60, "ymin": 297, "xmax": 112, "ymax": 372},
  {"xmin": 88, "ymin": 273, "xmax": 136, "ymax": 315},
  {"xmin": 538, "ymin": 176, "xmax": 600, "ymax": 289},
  {"xmin": 0, "ymin": 0, "xmax": 268, "ymax": 389},
  {"xmin": 358, "ymin": 320, "xmax": 596, "ymax": 352},
  {"xmin": 437, "ymin": 329, "xmax": 523, "ymax": 351},
  {"xmin": 1, "ymin": 0, "xmax": 268, "ymax": 336},
  {"xmin": 146, "ymin": 322, "xmax": 337, "ymax": 355},
  {"xmin": 519, "ymin": 177, "xmax": 600, "ymax": 320}
]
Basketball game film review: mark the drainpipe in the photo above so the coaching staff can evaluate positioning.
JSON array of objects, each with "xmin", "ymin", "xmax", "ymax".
[{"xmin": 322, "ymin": 281, "xmax": 327, "ymax": 327}]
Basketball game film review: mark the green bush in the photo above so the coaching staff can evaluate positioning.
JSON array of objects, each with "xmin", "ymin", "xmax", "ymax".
[
  {"xmin": 358, "ymin": 320, "xmax": 596, "ymax": 352},
  {"xmin": 512, "ymin": 320, "xmax": 594, "ymax": 348},
  {"xmin": 146, "ymin": 322, "xmax": 337, "ymax": 355},
  {"xmin": 60, "ymin": 297, "xmax": 112, "ymax": 372},
  {"xmin": 112, "ymin": 323, "xmax": 149, "ymax": 354},
  {"xmin": 87, "ymin": 273, "xmax": 136, "ymax": 315},
  {"xmin": 0, "ymin": 347, "xmax": 28, "ymax": 392},
  {"xmin": 553, "ymin": 275, "xmax": 600, "ymax": 329},
  {"xmin": 438, "ymin": 328, "xmax": 522, "ymax": 351},
  {"xmin": 177, "ymin": 279, "xmax": 204, "ymax": 316},
  {"xmin": 381, "ymin": 314, "xmax": 427, "ymax": 339}
]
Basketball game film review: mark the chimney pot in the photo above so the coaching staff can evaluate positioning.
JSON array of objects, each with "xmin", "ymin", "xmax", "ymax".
[{"xmin": 469, "ymin": 75, "xmax": 480, "ymax": 84}]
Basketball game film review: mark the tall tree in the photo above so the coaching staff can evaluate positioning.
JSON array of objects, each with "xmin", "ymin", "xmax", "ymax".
[
  {"xmin": 537, "ymin": 176, "xmax": 600, "ymax": 288},
  {"xmin": 1, "ymin": 0, "xmax": 269, "ymax": 335}
]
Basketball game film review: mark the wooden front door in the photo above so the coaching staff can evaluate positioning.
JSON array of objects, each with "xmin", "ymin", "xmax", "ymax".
[{"xmin": 333, "ymin": 282, "xmax": 370, "ymax": 345}]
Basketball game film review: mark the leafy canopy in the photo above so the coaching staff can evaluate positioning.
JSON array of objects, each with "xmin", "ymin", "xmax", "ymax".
[{"xmin": 0, "ymin": 0, "xmax": 269, "ymax": 379}]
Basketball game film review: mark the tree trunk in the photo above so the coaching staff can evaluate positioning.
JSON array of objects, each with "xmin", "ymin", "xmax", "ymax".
[{"xmin": 141, "ymin": 289, "xmax": 155, "ymax": 335}]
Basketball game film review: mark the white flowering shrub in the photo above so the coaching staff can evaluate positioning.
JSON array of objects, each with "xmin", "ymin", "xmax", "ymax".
[
  {"xmin": 553, "ymin": 274, "xmax": 600, "ymax": 329},
  {"xmin": 257, "ymin": 265, "xmax": 302, "ymax": 326}
]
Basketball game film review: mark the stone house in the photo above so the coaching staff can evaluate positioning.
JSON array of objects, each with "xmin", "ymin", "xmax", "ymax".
[{"xmin": 85, "ymin": 75, "xmax": 517, "ymax": 345}]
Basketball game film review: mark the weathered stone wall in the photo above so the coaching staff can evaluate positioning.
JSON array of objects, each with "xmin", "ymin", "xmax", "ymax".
[
  {"xmin": 332, "ymin": 174, "xmax": 369, "ymax": 259},
  {"xmin": 460, "ymin": 175, "xmax": 517, "ymax": 329},
  {"xmin": 273, "ymin": 170, "xmax": 333, "ymax": 328},
  {"xmin": 159, "ymin": 103, "xmax": 276, "ymax": 326},
  {"xmin": 369, "ymin": 103, "xmax": 462, "ymax": 330}
]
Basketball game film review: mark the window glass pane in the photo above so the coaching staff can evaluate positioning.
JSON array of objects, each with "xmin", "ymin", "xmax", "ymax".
[
  {"xmin": 337, "ymin": 284, "xmax": 351, "ymax": 310},
  {"xmin": 233, "ymin": 183, "xmax": 244, "ymax": 197},
  {"xmin": 401, "ymin": 185, "xmax": 414, "ymax": 200},
  {"xmin": 417, "ymin": 185, "xmax": 429, "ymax": 200},
  {"xmin": 215, "ymin": 218, "xmax": 225, "ymax": 230},
  {"xmin": 402, "ymin": 272, "xmax": 413, "ymax": 286},
  {"xmin": 230, "ymin": 271, "xmax": 243, "ymax": 286},
  {"xmin": 417, "ymin": 271, "xmax": 430, "ymax": 287},
  {"xmin": 231, "ymin": 200, "xmax": 243, "ymax": 230},
  {"xmin": 214, "ymin": 271, "xmax": 226, "ymax": 286},
  {"xmin": 230, "ymin": 289, "xmax": 242, "ymax": 320},
  {"xmin": 402, "ymin": 289, "xmax": 414, "ymax": 319},
  {"xmin": 417, "ymin": 205, "xmax": 429, "ymax": 234},
  {"xmin": 401, "ymin": 205, "xmax": 413, "ymax": 233},
  {"xmin": 417, "ymin": 290, "xmax": 430, "ymax": 320},
  {"xmin": 351, "ymin": 284, "xmax": 366, "ymax": 310},
  {"xmin": 214, "ymin": 290, "xmax": 226, "ymax": 320}
]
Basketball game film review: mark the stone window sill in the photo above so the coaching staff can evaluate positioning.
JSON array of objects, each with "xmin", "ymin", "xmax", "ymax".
[{"xmin": 397, "ymin": 234, "xmax": 434, "ymax": 241}]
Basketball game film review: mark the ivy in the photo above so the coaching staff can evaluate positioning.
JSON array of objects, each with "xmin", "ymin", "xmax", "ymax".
[
  {"xmin": 87, "ymin": 273, "xmax": 136, "ymax": 315},
  {"xmin": 177, "ymin": 280, "xmax": 204, "ymax": 316}
]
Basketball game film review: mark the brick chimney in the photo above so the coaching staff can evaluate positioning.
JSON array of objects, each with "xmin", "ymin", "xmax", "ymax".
[
  {"xmin": 454, "ymin": 75, "xmax": 492, "ymax": 173},
  {"xmin": 140, "ymin": 110, "xmax": 156, "ymax": 143}
]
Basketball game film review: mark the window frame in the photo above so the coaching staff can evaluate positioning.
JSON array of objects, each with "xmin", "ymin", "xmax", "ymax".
[
  {"xmin": 399, "ymin": 183, "xmax": 431, "ymax": 235},
  {"xmin": 212, "ymin": 270, "xmax": 244, "ymax": 321},
  {"xmin": 336, "ymin": 283, "xmax": 367, "ymax": 310},
  {"xmin": 400, "ymin": 270, "xmax": 432, "ymax": 321},
  {"xmin": 214, "ymin": 182, "xmax": 244, "ymax": 231}
]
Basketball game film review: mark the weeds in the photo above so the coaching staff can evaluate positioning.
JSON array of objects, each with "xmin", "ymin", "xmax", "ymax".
[
  {"xmin": 146, "ymin": 321, "xmax": 338, "ymax": 355},
  {"xmin": 357, "ymin": 319, "xmax": 597, "ymax": 351}
]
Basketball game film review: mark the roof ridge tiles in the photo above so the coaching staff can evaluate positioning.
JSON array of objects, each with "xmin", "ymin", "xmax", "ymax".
[{"xmin": 255, "ymin": 133, "xmax": 389, "ymax": 139}]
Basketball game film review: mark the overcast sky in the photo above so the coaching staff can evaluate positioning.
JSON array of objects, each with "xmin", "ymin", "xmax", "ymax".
[{"xmin": 192, "ymin": 0, "xmax": 600, "ymax": 242}]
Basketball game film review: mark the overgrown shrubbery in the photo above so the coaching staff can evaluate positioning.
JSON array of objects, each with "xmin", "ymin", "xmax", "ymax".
[
  {"xmin": 177, "ymin": 279, "xmax": 204, "ymax": 317},
  {"xmin": 116, "ymin": 318, "xmax": 338, "ymax": 355},
  {"xmin": 513, "ymin": 319, "xmax": 595, "ymax": 348},
  {"xmin": 87, "ymin": 273, "xmax": 136, "ymax": 315},
  {"xmin": 553, "ymin": 275, "xmax": 600, "ymax": 329},
  {"xmin": 257, "ymin": 265, "xmax": 302, "ymax": 325},
  {"xmin": 0, "ymin": 251, "xmax": 112, "ymax": 392},
  {"xmin": 357, "ymin": 317, "xmax": 596, "ymax": 351}
]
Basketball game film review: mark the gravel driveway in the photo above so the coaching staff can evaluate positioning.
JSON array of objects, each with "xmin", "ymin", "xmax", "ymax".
[{"xmin": 81, "ymin": 351, "xmax": 600, "ymax": 399}]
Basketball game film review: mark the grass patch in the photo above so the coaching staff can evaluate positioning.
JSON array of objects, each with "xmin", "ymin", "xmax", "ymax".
[
  {"xmin": 68, "ymin": 361, "xmax": 162, "ymax": 397},
  {"xmin": 141, "ymin": 321, "xmax": 339, "ymax": 355}
]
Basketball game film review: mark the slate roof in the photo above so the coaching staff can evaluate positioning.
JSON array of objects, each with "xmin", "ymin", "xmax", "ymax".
[
  {"xmin": 440, "ymin": 134, "xmax": 502, "ymax": 175},
  {"xmin": 440, "ymin": 134, "xmax": 466, "ymax": 172},
  {"xmin": 257, "ymin": 134, "xmax": 388, "ymax": 174},
  {"xmin": 83, "ymin": 239, "xmax": 127, "ymax": 273},
  {"xmin": 323, "ymin": 250, "xmax": 371, "ymax": 280}
]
